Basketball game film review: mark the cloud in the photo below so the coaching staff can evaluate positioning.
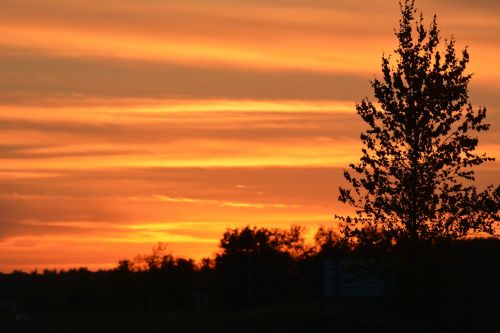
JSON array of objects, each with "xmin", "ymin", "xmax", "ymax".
[
  {"xmin": 431, "ymin": 0, "xmax": 500, "ymax": 11},
  {"xmin": 0, "ymin": 47, "xmax": 497, "ymax": 107},
  {"xmin": 0, "ymin": 166, "xmax": 347, "ymax": 230},
  {"xmin": 0, "ymin": 144, "xmax": 139, "ymax": 159},
  {"xmin": 129, "ymin": 195, "xmax": 300, "ymax": 209},
  {"xmin": 0, "ymin": 108, "xmax": 362, "ymax": 138},
  {"xmin": 0, "ymin": 48, "xmax": 375, "ymax": 103}
]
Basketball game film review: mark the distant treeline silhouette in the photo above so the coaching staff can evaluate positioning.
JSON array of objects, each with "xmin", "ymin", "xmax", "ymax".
[{"xmin": 1, "ymin": 225, "xmax": 499, "ymax": 323}]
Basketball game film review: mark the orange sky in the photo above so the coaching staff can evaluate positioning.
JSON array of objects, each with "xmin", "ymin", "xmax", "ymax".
[{"xmin": 0, "ymin": 0, "xmax": 498, "ymax": 272}]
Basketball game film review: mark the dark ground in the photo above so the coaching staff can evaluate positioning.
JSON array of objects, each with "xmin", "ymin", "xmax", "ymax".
[{"xmin": 2, "ymin": 299, "xmax": 499, "ymax": 333}]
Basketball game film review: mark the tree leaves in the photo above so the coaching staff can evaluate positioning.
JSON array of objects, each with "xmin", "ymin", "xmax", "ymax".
[{"xmin": 338, "ymin": 0, "xmax": 499, "ymax": 246}]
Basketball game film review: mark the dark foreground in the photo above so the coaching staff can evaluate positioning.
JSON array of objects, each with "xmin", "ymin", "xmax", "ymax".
[
  {"xmin": 2, "ymin": 299, "xmax": 500, "ymax": 333},
  {"xmin": 1, "ymin": 233, "xmax": 499, "ymax": 332}
]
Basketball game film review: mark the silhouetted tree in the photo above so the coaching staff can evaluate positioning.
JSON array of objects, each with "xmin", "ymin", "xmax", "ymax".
[
  {"xmin": 116, "ymin": 259, "xmax": 134, "ymax": 273},
  {"xmin": 313, "ymin": 226, "xmax": 350, "ymax": 257},
  {"xmin": 215, "ymin": 226, "xmax": 306, "ymax": 306},
  {"xmin": 135, "ymin": 242, "xmax": 169, "ymax": 272},
  {"xmin": 338, "ymin": 0, "xmax": 499, "ymax": 248}
]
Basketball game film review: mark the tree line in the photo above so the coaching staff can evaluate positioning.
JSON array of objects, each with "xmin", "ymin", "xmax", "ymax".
[{"xmin": 1, "ymin": 225, "xmax": 499, "ymax": 323}]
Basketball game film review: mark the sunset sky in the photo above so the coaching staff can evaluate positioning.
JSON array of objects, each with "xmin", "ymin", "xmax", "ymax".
[{"xmin": 0, "ymin": 0, "xmax": 498, "ymax": 271}]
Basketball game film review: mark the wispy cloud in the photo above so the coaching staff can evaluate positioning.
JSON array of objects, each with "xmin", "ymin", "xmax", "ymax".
[{"xmin": 129, "ymin": 195, "xmax": 300, "ymax": 209}]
